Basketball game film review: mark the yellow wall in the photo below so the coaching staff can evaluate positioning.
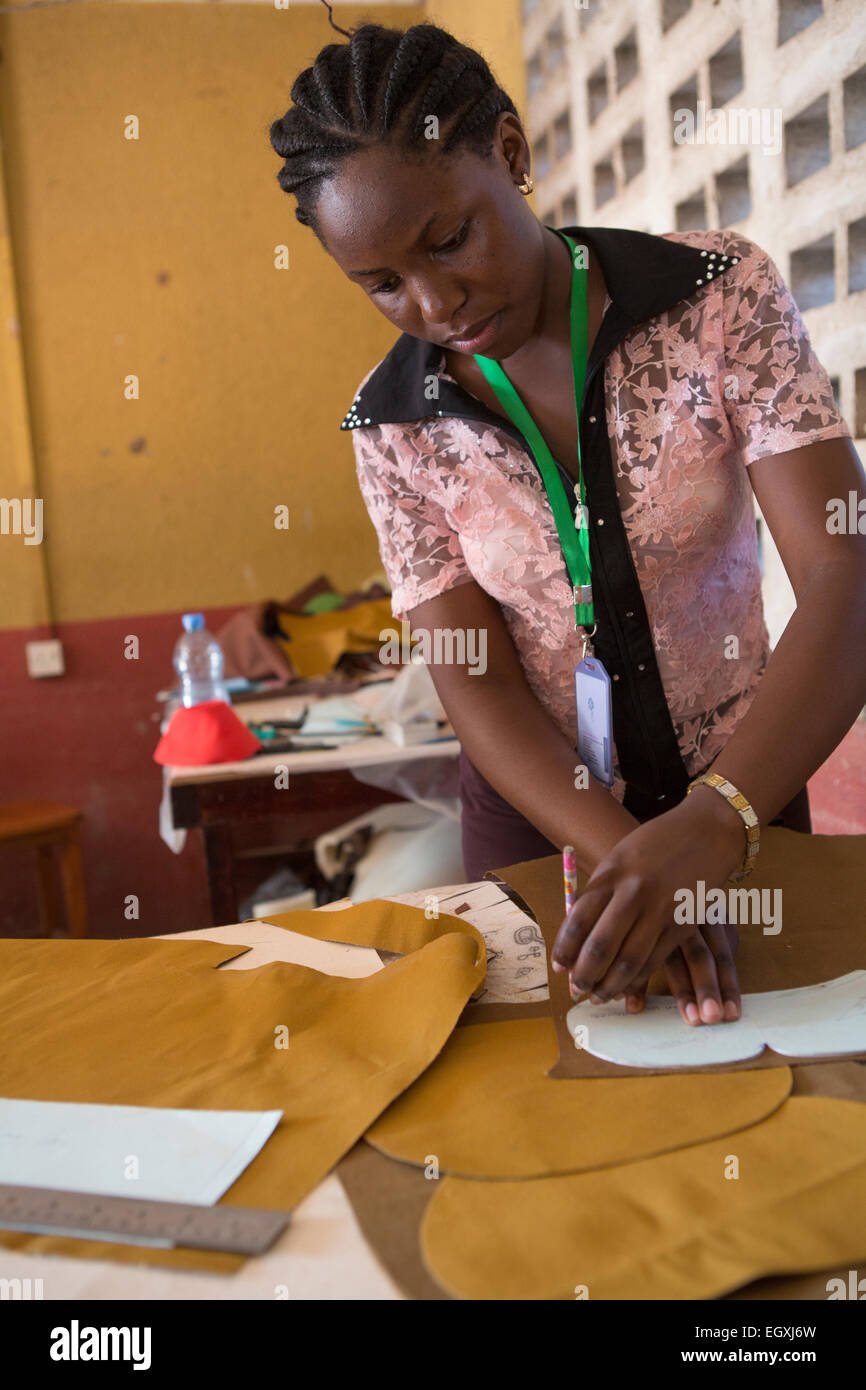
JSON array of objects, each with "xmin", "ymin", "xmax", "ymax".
[
  {"xmin": 426, "ymin": 0, "xmax": 528, "ymax": 123},
  {"xmin": 0, "ymin": 0, "xmax": 525, "ymax": 629},
  {"xmin": 0, "ymin": 2, "xmax": 424, "ymax": 628}
]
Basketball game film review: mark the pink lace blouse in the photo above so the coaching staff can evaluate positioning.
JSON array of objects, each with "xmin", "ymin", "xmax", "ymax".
[{"xmin": 350, "ymin": 229, "xmax": 851, "ymax": 804}]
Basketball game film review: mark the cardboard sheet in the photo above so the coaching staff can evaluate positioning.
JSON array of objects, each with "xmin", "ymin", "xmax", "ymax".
[
  {"xmin": 366, "ymin": 1017, "xmax": 791, "ymax": 1178},
  {"xmin": 0, "ymin": 901, "xmax": 484, "ymax": 1272},
  {"xmin": 337, "ymin": 1142, "xmax": 449, "ymax": 1302},
  {"xmin": 490, "ymin": 828, "xmax": 866, "ymax": 1077},
  {"xmin": 421, "ymin": 1098, "xmax": 866, "ymax": 1300}
]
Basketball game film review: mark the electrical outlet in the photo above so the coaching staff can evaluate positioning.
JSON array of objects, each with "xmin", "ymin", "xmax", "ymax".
[{"xmin": 26, "ymin": 639, "xmax": 65, "ymax": 678}]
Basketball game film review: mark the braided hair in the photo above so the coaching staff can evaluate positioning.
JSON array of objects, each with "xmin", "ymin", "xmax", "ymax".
[{"xmin": 269, "ymin": 12, "xmax": 519, "ymax": 239}]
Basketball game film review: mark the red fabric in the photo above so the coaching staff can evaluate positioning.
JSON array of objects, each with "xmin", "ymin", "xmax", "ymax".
[{"xmin": 153, "ymin": 701, "xmax": 262, "ymax": 766}]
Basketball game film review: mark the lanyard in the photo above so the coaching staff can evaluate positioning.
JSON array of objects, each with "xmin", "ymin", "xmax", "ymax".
[{"xmin": 473, "ymin": 228, "xmax": 594, "ymax": 632}]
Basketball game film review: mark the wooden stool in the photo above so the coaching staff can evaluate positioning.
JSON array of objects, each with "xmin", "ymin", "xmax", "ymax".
[{"xmin": 0, "ymin": 800, "xmax": 88, "ymax": 937}]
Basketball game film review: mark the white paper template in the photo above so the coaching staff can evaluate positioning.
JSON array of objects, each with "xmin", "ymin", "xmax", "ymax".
[
  {"xmin": 566, "ymin": 970, "xmax": 866, "ymax": 1068},
  {"xmin": 0, "ymin": 1098, "xmax": 282, "ymax": 1205}
]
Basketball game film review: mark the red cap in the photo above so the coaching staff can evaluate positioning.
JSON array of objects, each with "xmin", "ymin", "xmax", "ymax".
[{"xmin": 154, "ymin": 700, "xmax": 262, "ymax": 766}]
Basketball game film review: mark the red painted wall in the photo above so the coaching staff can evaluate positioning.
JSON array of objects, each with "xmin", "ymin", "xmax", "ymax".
[{"xmin": 0, "ymin": 608, "xmax": 240, "ymax": 938}]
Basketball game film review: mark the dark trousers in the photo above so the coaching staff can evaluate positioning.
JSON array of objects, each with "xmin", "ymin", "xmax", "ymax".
[{"xmin": 458, "ymin": 747, "xmax": 812, "ymax": 882}]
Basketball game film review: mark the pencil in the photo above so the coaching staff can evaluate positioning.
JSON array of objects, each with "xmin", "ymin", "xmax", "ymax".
[{"xmin": 563, "ymin": 844, "xmax": 578, "ymax": 915}]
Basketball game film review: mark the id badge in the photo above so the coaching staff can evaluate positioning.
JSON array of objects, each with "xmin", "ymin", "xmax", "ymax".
[{"xmin": 575, "ymin": 654, "xmax": 614, "ymax": 787}]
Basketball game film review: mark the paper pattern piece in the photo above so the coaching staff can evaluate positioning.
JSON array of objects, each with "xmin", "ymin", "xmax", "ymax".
[
  {"xmin": 492, "ymin": 828, "xmax": 866, "ymax": 1077},
  {"xmin": 421, "ymin": 1098, "xmax": 866, "ymax": 1300},
  {"xmin": 157, "ymin": 919, "xmax": 384, "ymax": 978},
  {"xmin": 0, "ymin": 1097, "xmax": 281, "ymax": 1206},
  {"xmin": 566, "ymin": 972, "xmax": 866, "ymax": 1069},
  {"xmin": 0, "ymin": 899, "xmax": 484, "ymax": 1272},
  {"xmin": 367, "ymin": 1017, "xmax": 791, "ymax": 1177},
  {"xmin": 379, "ymin": 881, "xmax": 551, "ymax": 1004}
]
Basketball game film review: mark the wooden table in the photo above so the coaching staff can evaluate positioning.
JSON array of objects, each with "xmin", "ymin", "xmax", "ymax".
[
  {"xmin": 1, "ymin": 886, "xmax": 856, "ymax": 1302},
  {"xmin": 0, "ymin": 880, "xmax": 538, "ymax": 1300},
  {"xmin": 164, "ymin": 692, "xmax": 460, "ymax": 925}
]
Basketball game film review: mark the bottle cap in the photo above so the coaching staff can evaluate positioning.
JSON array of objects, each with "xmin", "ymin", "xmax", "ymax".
[{"xmin": 181, "ymin": 613, "xmax": 205, "ymax": 633}]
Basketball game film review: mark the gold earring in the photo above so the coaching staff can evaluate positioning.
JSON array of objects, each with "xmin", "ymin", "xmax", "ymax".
[{"xmin": 518, "ymin": 173, "xmax": 534, "ymax": 195}]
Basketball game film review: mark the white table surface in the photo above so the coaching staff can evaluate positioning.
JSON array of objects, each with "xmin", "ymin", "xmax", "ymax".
[
  {"xmin": 0, "ymin": 883, "xmax": 545, "ymax": 1300},
  {"xmin": 165, "ymin": 689, "xmax": 460, "ymax": 785}
]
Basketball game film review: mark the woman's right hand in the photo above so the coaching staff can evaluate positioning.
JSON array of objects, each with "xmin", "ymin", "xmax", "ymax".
[{"xmin": 583, "ymin": 920, "xmax": 741, "ymax": 1026}]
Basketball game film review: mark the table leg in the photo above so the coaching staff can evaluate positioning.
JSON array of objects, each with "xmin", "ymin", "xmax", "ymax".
[
  {"xmin": 203, "ymin": 823, "xmax": 238, "ymax": 926},
  {"xmin": 57, "ymin": 824, "xmax": 88, "ymax": 938},
  {"xmin": 35, "ymin": 841, "xmax": 60, "ymax": 937}
]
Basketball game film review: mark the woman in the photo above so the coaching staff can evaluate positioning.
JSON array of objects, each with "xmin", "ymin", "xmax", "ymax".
[{"xmin": 269, "ymin": 16, "xmax": 866, "ymax": 1025}]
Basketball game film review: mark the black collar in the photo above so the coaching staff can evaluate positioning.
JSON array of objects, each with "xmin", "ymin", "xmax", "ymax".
[{"xmin": 340, "ymin": 224, "xmax": 740, "ymax": 432}]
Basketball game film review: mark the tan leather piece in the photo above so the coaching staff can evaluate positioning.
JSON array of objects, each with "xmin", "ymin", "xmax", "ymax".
[
  {"xmin": 261, "ymin": 898, "xmax": 486, "ymax": 995},
  {"xmin": 0, "ymin": 901, "xmax": 484, "ymax": 1271},
  {"xmin": 367, "ymin": 1016, "xmax": 792, "ymax": 1177},
  {"xmin": 273, "ymin": 597, "xmax": 395, "ymax": 678},
  {"xmin": 421, "ymin": 1098, "xmax": 866, "ymax": 1300}
]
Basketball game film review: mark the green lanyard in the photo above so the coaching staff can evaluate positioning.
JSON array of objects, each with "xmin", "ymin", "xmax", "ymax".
[{"xmin": 473, "ymin": 228, "xmax": 593, "ymax": 631}]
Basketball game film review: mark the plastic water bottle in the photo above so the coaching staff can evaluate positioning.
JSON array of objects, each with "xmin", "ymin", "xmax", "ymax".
[{"xmin": 173, "ymin": 613, "xmax": 231, "ymax": 708}]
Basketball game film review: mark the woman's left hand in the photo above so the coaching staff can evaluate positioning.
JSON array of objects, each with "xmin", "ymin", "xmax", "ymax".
[
  {"xmin": 552, "ymin": 793, "xmax": 745, "ymax": 1002},
  {"xmin": 615, "ymin": 920, "xmax": 741, "ymax": 1025}
]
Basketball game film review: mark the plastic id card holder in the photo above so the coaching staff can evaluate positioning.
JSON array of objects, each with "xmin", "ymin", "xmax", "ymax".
[{"xmin": 575, "ymin": 656, "xmax": 614, "ymax": 787}]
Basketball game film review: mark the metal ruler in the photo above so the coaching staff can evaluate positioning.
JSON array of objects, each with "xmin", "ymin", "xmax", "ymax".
[{"xmin": 0, "ymin": 1184, "xmax": 290, "ymax": 1254}]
